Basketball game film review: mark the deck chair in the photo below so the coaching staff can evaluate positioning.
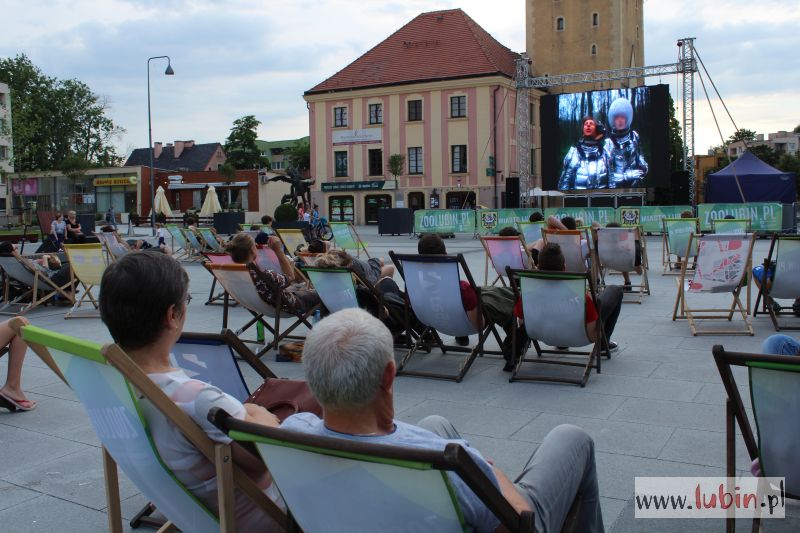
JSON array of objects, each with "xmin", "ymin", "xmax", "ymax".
[
  {"xmin": 753, "ymin": 234, "xmax": 800, "ymax": 331},
  {"xmin": 672, "ymin": 233, "xmax": 755, "ymax": 336},
  {"xmin": 202, "ymin": 253, "xmax": 235, "ymax": 306},
  {"xmin": 275, "ymin": 228, "xmax": 307, "ymax": 257},
  {"xmin": 198, "ymin": 228, "xmax": 226, "ymax": 253},
  {"xmin": 10, "ymin": 319, "xmax": 286, "ymax": 533},
  {"xmin": 541, "ymin": 229, "xmax": 588, "ymax": 273},
  {"xmin": 182, "ymin": 228, "xmax": 208, "ymax": 260},
  {"xmin": 62, "ymin": 244, "xmax": 106, "ymax": 319},
  {"xmin": 209, "ymin": 408, "xmax": 535, "ymax": 533},
  {"xmin": 94, "ymin": 231, "xmax": 131, "ymax": 262},
  {"xmin": 295, "ymin": 252, "xmax": 322, "ymax": 266},
  {"xmin": 388, "ymin": 252, "xmax": 503, "ymax": 383},
  {"xmin": 0, "ymin": 254, "xmax": 74, "ymax": 315},
  {"xmin": 662, "ymin": 218, "xmax": 699, "ymax": 274},
  {"xmin": 712, "ymin": 345, "xmax": 800, "ymax": 532},
  {"xmin": 711, "ymin": 218, "xmax": 751, "ymax": 234},
  {"xmin": 516, "ymin": 221, "xmax": 545, "ymax": 248},
  {"xmin": 207, "ymin": 263, "xmax": 318, "ymax": 356},
  {"xmin": 330, "ymin": 222, "xmax": 370, "ymax": 258},
  {"xmin": 507, "ymin": 269, "xmax": 605, "ymax": 387},
  {"xmin": 479, "ymin": 235, "xmax": 532, "ymax": 286},
  {"xmin": 164, "ymin": 224, "xmax": 191, "ymax": 260},
  {"xmin": 592, "ymin": 227, "xmax": 650, "ymax": 303}
]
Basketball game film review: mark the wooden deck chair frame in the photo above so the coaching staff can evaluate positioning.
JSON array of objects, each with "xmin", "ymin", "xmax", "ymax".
[
  {"xmin": 591, "ymin": 226, "xmax": 650, "ymax": 304},
  {"xmin": 479, "ymin": 235, "xmax": 532, "ymax": 287},
  {"xmin": 712, "ymin": 345, "xmax": 800, "ymax": 532},
  {"xmin": 295, "ymin": 251, "xmax": 322, "ymax": 266},
  {"xmin": 63, "ymin": 244, "xmax": 106, "ymax": 319},
  {"xmin": 506, "ymin": 268, "xmax": 607, "ymax": 387},
  {"xmin": 661, "ymin": 217, "xmax": 699, "ymax": 275},
  {"xmin": 516, "ymin": 221, "xmax": 546, "ymax": 250},
  {"xmin": 711, "ymin": 218, "xmax": 752, "ymax": 234},
  {"xmin": 672, "ymin": 233, "xmax": 755, "ymax": 336},
  {"xmin": 388, "ymin": 252, "xmax": 503, "ymax": 383},
  {"xmin": 181, "ymin": 228, "xmax": 207, "ymax": 261},
  {"xmin": 274, "ymin": 228, "xmax": 307, "ymax": 257},
  {"xmin": 166, "ymin": 224, "xmax": 191, "ymax": 260},
  {"xmin": 330, "ymin": 222, "xmax": 371, "ymax": 258},
  {"xmin": 209, "ymin": 407, "xmax": 535, "ymax": 533},
  {"xmin": 201, "ymin": 253, "xmax": 235, "ymax": 306},
  {"xmin": 0, "ymin": 253, "xmax": 75, "ymax": 315},
  {"xmin": 208, "ymin": 263, "xmax": 318, "ymax": 356},
  {"xmin": 9, "ymin": 319, "xmax": 286, "ymax": 533},
  {"xmin": 753, "ymin": 234, "xmax": 800, "ymax": 331},
  {"xmin": 198, "ymin": 228, "xmax": 226, "ymax": 253},
  {"xmin": 541, "ymin": 229, "xmax": 589, "ymax": 274},
  {"xmin": 93, "ymin": 231, "xmax": 131, "ymax": 262}
]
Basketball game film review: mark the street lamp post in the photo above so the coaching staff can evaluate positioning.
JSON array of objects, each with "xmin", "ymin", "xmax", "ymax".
[{"xmin": 147, "ymin": 56, "xmax": 174, "ymax": 235}]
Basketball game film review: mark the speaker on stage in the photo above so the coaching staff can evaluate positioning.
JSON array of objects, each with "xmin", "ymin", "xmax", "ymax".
[
  {"xmin": 505, "ymin": 177, "xmax": 519, "ymax": 208},
  {"xmin": 565, "ymin": 196, "xmax": 589, "ymax": 207},
  {"xmin": 590, "ymin": 196, "xmax": 615, "ymax": 208},
  {"xmin": 670, "ymin": 171, "xmax": 691, "ymax": 204}
]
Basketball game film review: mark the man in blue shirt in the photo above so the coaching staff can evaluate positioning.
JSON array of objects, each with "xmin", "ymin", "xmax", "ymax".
[{"xmin": 282, "ymin": 308, "xmax": 604, "ymax": 532}]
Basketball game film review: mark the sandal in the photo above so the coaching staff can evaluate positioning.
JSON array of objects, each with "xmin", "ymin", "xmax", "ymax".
[{"xmin": 0, "ymin": 391, "xmax": 37, "ymax": 412}]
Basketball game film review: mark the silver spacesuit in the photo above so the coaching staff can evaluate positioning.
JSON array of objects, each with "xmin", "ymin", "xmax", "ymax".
[
  {"xmin": 604, "ymin": 98, "xmax": 648, "ymax": 189},
  {"xmin": 557, "ymin": 140, "xmax": 609, "ymax": 190}
]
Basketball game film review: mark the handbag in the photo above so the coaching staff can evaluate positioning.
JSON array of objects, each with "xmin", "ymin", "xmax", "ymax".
[{"xmin": 246, "ymin": 377, "xmax": 323, "ymax": 422}]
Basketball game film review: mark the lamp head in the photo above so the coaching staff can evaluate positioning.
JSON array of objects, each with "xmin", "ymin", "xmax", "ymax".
[{"xmin": 165, "ymin": 63, "xmax": 175, "ymax": 76}]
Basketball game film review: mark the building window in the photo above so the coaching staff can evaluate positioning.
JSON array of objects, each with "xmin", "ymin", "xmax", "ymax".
[
  {"xmin": 272, "ymin": 160, "xmax": 284, "ymax": 170},
  {"xmin": 531, "ymin": 148, "xmax": 536, "ymax": 174},
  {"xmin": 408, "ymin": 147, "xmax": 423, "ymax": 174},
  {"xmin": 368, "ymin": 103, "xmax": 383, "ymax": 125},
  {"xmin": 592, "ymin": 12, "xmax": 599, "ymax": 27},
  {"xmin": 0, "ymin": 118, "xmax": 7, "ymax": 134},
  {"xmin": 450, "ymin": 96, "xmax": 467, "ymax": 118},
  {"xmin": 0, "ymin": 93, "xmax": 5, "ymax": 106},
  {"xmin": 556, "ymin": 17, "xmax": 565, "ymax": 31},
  {"xmin": 591, "ymin": 44, "xmax": 597, "ymax": 56},
  {"xmin": 334, "ymin": 106, "xmax": 348, "ymax": 128},
  {"xmin": 0, "ymin": 146, "xmax": 7, "ymax": 160},
  {"xmin": 368, "ymin": 149, "xmax": 383, "ymax": 176},
  {"xmin": 529, "ymin": 103, "xmax": 535, "ymax": 125},
  {"xmin": 407, "ymin": 99, "xmax": 422, "ymax": 121},
  {"xmin": 451, "ymin": 145, "xmax": 467, "ymax": 173},
  {"xmin": 334, "ymin": 151, "xmax": 348, "ymax": 177}
]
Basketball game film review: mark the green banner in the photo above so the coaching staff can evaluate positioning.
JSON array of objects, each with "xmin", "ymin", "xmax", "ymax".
[
  {"xmin": 414, "ymin": 209, "xmax": 476, "ymax": 233},
  {"xmin": 618, "ymin": 205, "xmax": 691, "ymax": 233},
  {"xmin": 698, "ymin": 203, "xmax": 783, "ymax": 232},
  {"xmin": 543, "ymin": 207, "xmax": 616, "ymax": 226},
  {"xmin": 476, "ymin": 209, "xmax": 541, "ymax": 234}
]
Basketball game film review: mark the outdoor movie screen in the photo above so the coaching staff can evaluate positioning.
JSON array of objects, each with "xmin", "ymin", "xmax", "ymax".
[{"xmin": 540, "ymin": 84, "xmax": 671, "ymax": 191}]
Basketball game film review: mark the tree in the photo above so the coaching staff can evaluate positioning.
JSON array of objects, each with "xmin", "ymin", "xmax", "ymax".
[
  {"xmin": 0, "ymin": 54, "xmax": 124, "ymax": 171},
  {"xmin": 667, "ymin": 95, "xmax": 684, "ymax": 171},
  {"xmin": 218, "ymin": 162, "xmax": 237, "ymax": 182},
  {"xmin": 727, "ymin": 129, "xmax": 757, "ymax": 144},
  {"xmin": 794, "ymin": 124, "xmax": 800, "ymax": 134},
  {"xmin": 285, "ymin": 138, "xmax": 310, "ymax": 172},
  {"xmin": 748, "ymin": 144, "xmax": 779, "ymax": 167},
  {"xmin": 223, "ymin": 115, "xmax": 269, "ymax": 169},
  {"xmin": 387, "ymin": 154, "xmax": 405, "ymax": 180}
]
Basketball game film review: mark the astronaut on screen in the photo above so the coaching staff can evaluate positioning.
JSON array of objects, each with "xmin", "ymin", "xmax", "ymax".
[
  {"xmin": 604, "ymin": 97, "xmax": 648, "ymax": 189},
  {"xmin": 557, "ymin": 116, "xmax": 609, "ymax": 190}
]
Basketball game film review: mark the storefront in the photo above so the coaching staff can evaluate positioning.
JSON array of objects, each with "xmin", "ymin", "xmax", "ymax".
[
  {"xmin": 328, "ymin": 195, "xmax": 354, "ymax": 223},
  {"xmin": 167, "ymin": 181, "xmax": 250, "ymax": 212},
  {"xmin": 319, "ymin": 180, "xmax": 396, "ymax": 225},
  {"xmin": 93, "ymin": 176, "xmax": 138, "ymax": 215},
  {"xmin": 364, "ymin": 194, "xmax": 392, "ymax": 224},
  {"xmin": 407, "ymin": 191, "xmax": 425, "ymax": 211}
]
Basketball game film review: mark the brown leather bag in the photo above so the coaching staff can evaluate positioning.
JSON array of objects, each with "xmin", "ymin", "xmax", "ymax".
[{"xmin": 246, "ymin": 378, "xmax": 323, "ymax": 422}]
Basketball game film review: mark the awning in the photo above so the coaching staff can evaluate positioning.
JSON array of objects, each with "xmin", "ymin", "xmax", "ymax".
[{"xmin": 167, "ymin": 181, "xmax": 249, "ymax": 190}]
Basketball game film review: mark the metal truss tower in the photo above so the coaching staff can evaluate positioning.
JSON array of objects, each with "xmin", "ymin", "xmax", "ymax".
[{"xmin": 515, "ymin": 37, "xmax": 698, "ymax": 206}]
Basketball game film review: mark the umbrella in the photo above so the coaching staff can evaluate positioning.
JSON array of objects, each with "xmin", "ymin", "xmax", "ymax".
[
  {"xmin": 152, "ymin": 185, "xmax": 173, "ymax": 217},
  {"xmin": 200, "ymin": 185, "xmax": 222, "ymax": 216}
]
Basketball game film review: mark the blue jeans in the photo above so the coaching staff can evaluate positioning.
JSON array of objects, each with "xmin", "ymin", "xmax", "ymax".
[{"xmin": 761, "ymin": 334, "xmax": 800, "ymax": 356}]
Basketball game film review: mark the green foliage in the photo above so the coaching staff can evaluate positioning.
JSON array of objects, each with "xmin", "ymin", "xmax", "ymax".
[
  {"xmin": 794, "ymin": 124, "xmax": 800, "ymax": 134},
  {"xmin": 223, "ymin": 115, "xmax": 269, "ymax": 169},
  {"xmin": 218, "ymin": 162, "xmax": 237, "ymax": 181},
  {"xmin": 387, "ymin": 153, "xmax": 405, "ymax": 179},
  {"xmin": 668, "ymin": 95, "xmax": 684, "ymax": 171},
  {"xmin": 748, "ymin": 144, "xmax": 780, "ymax": 166},
  {"xmin": 0, "ymin": 54, "xmax": 125, "ymax": 172},
  {"xmin": 274, "ymin": 202, "xmax": 298, "ymax": 222},
  {"xmin": 285, "ymin": 138, "xmax": 310, "ymax": 171},
  {"xmin": 727, "ymin": 129, "xmax": 757, "ymax": 144},
  {"xmin": 60, "ymin": 155, "xmax": 91, "ymax": 179}
]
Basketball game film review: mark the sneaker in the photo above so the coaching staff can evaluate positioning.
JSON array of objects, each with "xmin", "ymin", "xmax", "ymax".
[
  {"xmin": 455, "ymin": 336, "xmax": 470, "ymax": 346},
  {"xmin": 623, "ymin": 282, "xmax": 633, "ymax": 293},
  {"xmin": 601, "ymin": 341, "xmax": 619, "ymax": 355}
]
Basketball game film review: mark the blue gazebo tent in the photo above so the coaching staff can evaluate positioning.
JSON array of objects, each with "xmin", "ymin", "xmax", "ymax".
[{"xmin": 705, "ymin": 151, "xmax": 796, "ymax": 203}]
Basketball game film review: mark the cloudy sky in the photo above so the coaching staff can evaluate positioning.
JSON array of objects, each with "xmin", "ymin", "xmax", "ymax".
[{"xmin": 1, "ymin": 0, "xmax": 798, "ymax": 158}]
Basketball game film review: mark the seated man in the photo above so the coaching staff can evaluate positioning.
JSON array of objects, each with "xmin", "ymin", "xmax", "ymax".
[
  {"xmin": 527, "ymin": 243, "xmax": 622, "ymax": 351},
  {"xmin": 604, "ymin": 222, "xmax": 643, "ymax": 291},
  {"xmin": 283, "ymin": 308, "xmax": 604, "ymax": 533},
  {"xmin": 528, "ymin": 215, "xmax": 589, "ymax": 266},
  {"xmin": 529, "ymin": 211, "xmax": 544, "ymax": 223}
]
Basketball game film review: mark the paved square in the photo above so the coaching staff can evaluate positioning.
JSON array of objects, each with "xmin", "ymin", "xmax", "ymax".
[{"xmin": 1, "ymin": 226, "xmax": 798, "ymax": 532}]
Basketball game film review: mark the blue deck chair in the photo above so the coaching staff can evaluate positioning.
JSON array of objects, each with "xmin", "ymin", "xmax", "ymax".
[
  {"xmin": 330, "ymin": 222, "xmax": 370, "ymax": 258},
  {"xmin": 592, "ymin": 226, "xmax": 650, "ymax": 303},
  {"xmin": 182, "ymin": 228, "xmax": 206, "ymax": 260},
  {"xmin": 62, "ymin": 244, "xmax": 106, "ymax": 319},
  {"xmin": 753, "ymin": 234, "xmax": 800, "ymax": 331},
  {"xmin": 389, "ymin": 252, "xmax": 503, "ymax": 382},
  {"xmin": 662, "ymin": 218, "xmax": 699, "ymax": 274},
  {"xmin": 198, "ymin": 228, "xmax": 226, "ymax": 253},
  {"xmin": 712, "ymin": 345, "xmax": 800, "ymax": 532},
  {"xmin": 0, "ymin": 253, "xmax": 74, "ymax": 315},
  {"xmin": 93, "ymin": 231, "xmax": 130, "ymax": 262},
  {"xmin": 209, "ymin": 408, "xmax": 535, "ymax": 533},
  {"xmin": 507, "ymin": 269, "xmax": 606, "ymax": 387},
  {"xmin": 10, "ymin": 319, "xmax": 285, "ymax": 533},
  {"xmin": 166, "ymin": 224, "xmax": 191, "ymax": 260}
]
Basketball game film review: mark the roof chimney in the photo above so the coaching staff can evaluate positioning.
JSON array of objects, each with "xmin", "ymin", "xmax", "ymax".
[
  {"xmin": 153, "ymin": 142, "xmax": 163, "ymax": 159},
  {"xmin": 184, "ymin": 140, "xmax": 195, "ymax": 149},
  {"xmin": 174, "ymin": 140, "xmax": 185, "ymax": 158}
]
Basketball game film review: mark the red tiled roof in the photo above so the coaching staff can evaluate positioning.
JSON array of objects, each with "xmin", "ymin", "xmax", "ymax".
[{"xmin": 306, "ymin": 9, "xmax": 520, "ymax": 95}]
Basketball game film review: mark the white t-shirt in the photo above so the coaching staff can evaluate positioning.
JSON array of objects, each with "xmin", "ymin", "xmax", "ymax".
[
  {"xmin": 143, "ymin": 370, "xmax": 284, "ymax": 531},
  {"xmin": 302, "ymin": 212, "xmax": 311, "ymax": 222}
]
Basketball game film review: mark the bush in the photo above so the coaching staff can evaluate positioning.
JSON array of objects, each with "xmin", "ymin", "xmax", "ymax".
[{"xmin": 274, "ymin": 203, "xmax": 297, "ymax": 223}]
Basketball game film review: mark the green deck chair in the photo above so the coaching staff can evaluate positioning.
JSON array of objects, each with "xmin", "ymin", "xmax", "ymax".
[
  {"xmin": 712, "ymin": 345, "xmax": 800, "ymax": 532},
  {"xmin": 198, "ymin": 228, "xmax": 226, "ymax": 253},
  {"xmin": 753, "ymin": 234, "xmax": 800, "ymax": 331},
  {"xmin": 11, "ymin": 320, "xmax": 285, "ymax": 533},
  {"xmin": 182, "ymin": 228, "xmax": 206, "ymax": 260},
  {"xmin": 516, "ymin": 221, "xmax": 545, "ymax": 249},
  {"xmin": 166, "ymin": 224, "xmax": 191, "ymax": 260},
  {"xmin": 330, "ymin": 222, "xmax": 370, "ymax": 258},
  {"xmin": 711, "ymin": 218, "xmax": 751, "ymax": 234},
  {"xmin": 662, "ymin": 218, "xmax": 699, "ymax": 275},
  {"xmin": 209, "ymin": 408, "xmax": 534, "ymax": 533}
]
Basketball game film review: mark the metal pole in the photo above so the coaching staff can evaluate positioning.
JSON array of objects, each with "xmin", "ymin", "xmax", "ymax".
[{"xmin": 147, "ymin": 55, "xmax": 172, "ymax": 236}]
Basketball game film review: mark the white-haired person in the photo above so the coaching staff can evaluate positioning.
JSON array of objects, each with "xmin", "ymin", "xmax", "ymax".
[{"xmin": 282, "ymin": 308, "xmax": 604, "ymax": 533}]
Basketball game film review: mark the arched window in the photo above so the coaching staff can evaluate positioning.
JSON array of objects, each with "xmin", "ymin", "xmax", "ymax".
[
  {"xmin": 556, "ymin": 17, "xmax": 565, "ymax": 31},
  {"xmin": 591, "ymin": 44, "xmax": 597, "ymax": 56}
]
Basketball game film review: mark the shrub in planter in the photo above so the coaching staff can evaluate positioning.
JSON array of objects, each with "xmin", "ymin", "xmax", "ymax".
[{"xmin": 274, "ymin": 203, "xmax": 298, "ymax": 223}]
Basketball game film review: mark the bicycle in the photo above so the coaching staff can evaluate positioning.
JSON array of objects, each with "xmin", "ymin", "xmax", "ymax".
[{"xmin": 305, "ymin": 216, "xmax": 333, "ymax": 241}]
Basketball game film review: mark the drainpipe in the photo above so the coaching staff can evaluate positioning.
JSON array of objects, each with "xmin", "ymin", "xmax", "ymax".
[{"xmin": 492, "ymin": 85, "xmax": 500, "ymax": 209}]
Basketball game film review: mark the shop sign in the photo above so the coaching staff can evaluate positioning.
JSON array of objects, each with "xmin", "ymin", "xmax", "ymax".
[
  {"xmin": 322, "ymin": 180, "xmax": 388, "ymax": 192},
  {"xmin": 93, "ymin": 177, "xmax": 137, "ymax": 186}
]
